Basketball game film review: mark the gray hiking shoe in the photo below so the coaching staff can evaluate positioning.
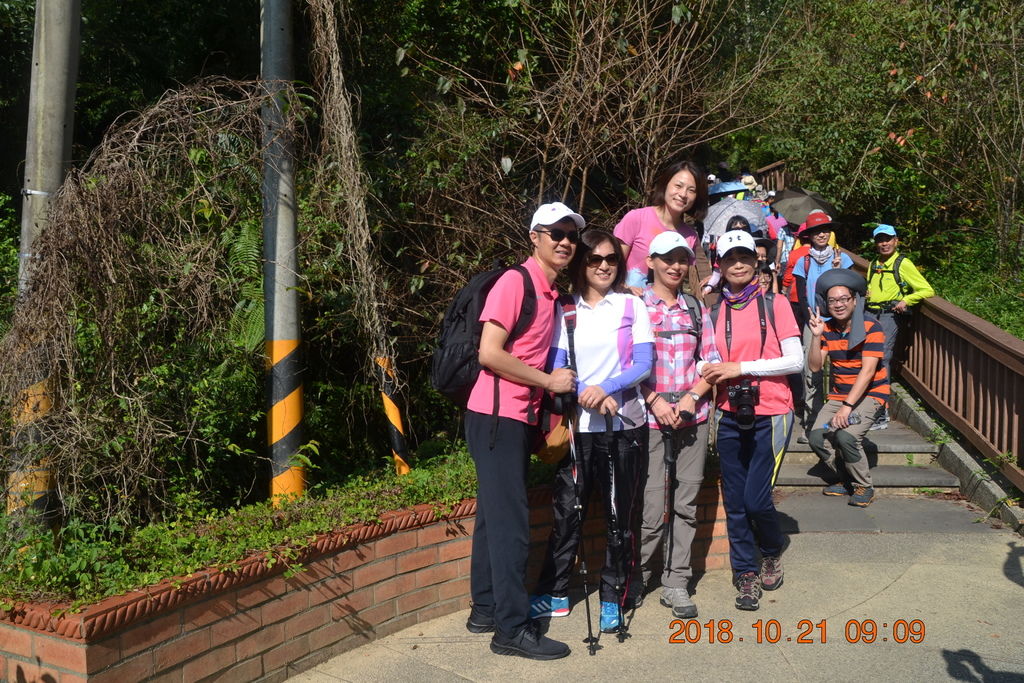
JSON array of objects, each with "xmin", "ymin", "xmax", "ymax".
[
  {"xmin": 734, "ymin": 571, "xmax": 762, "ymax": 611},
  {"xmin": 660, "ymin": 586, "xmax": 697, "ymax": 618},
  {"xmin": 760, "ymin": 556, "xmax": 784, "ymax": 591}
]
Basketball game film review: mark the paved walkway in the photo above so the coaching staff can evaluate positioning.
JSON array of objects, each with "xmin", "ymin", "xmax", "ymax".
[{"xmin": 291, "ymin": 491, "xmax": 1024, "ymax": 682}]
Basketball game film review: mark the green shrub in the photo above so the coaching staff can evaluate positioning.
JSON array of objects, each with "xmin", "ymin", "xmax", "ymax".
[
  {"xmin": 0, "ymin": 437, "xmax": 485, "ymax": 607},
  {"xmin": 0, "ymin": 193, "xmax": 16, "ymax": 335}
]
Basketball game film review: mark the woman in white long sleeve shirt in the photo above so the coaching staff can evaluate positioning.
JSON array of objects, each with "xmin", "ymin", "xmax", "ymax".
[{"xmin": 702, "ymin": 230, "xmax": 803, "ymax": 613}]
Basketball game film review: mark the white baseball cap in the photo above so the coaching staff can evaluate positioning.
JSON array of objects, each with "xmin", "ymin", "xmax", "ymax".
[
  {"xmin": 530, "ymin": 202, "xmax": 585, "ymax": 231},
  {"xmin": 716, "ymin": 230, "xmax": 757, "ymax": 258},
  {"xmin": 648, "ymin": 231, "xmax": 695, "ymax": 258}
]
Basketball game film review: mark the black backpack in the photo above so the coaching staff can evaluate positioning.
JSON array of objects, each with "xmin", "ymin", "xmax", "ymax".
[
  {"xmin": 430, "ymin": 264, "xmax": 537, "ymax": 407},
  {"xmin": 868, "ymin": 254, "xmax": 910, "ymax": 297}
]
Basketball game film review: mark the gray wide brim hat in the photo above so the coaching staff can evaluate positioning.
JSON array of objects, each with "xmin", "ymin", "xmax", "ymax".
[{"xmin": 815, "ymin": 269, "xmax": 869, "ymax": 348}]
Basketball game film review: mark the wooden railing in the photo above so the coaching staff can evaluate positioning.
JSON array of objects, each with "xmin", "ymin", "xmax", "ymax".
[
  {"xmin": 847, "ymin": 253, "xmax": 1024, "ymax": 490},
  {"xmin": 754, "ymin": 160, "xmax": 794, "ymax": 193}
]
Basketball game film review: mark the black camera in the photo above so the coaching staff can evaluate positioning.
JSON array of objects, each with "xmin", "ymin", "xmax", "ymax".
[
  {"xmin": 549, "ymin": 392, "xmax": 573, "ymax": 415},
  {"xmin": 727, "ymin": 379, "xmax": 760, "ymax": 429}
]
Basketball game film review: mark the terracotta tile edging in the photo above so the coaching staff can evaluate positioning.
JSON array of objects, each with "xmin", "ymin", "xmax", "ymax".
[
  {"xmin": 0, "ymin": 479, "xmax": 725, "ymax": 654},
  {"xmin": 0, "ymin": 497, "xmax": 481, "ymax": 643}
]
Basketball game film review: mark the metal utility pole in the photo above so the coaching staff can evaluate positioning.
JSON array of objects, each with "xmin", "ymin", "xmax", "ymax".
[
  {"xmin": 8, "ymin": 0, "xmax": 81, "ymax": 516},
  {"xmin": 19, "ymin": 0, "xmax": 80, "ymax": 288},
  {"xmin": 261, "ymin": 0, "xmax": 304, "ymax": 502}
]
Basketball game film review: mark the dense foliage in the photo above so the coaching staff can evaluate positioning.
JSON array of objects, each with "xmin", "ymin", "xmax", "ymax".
[
  {"xmin": 718, "ymin": 0, "xmax": 1024, "ymax": 323},
  {"xmin": 0, "ymin": 0, "xmax": 1020, "ymax": 602}
]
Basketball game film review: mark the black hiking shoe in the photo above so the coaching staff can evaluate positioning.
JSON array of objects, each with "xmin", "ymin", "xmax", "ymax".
[
  {"xmin": 734, "ymin": 571, "xmax": 762, "ymax": 611},
  {"xmin": 466, "ymin": 605, "xmax": 495, "ymax": 633},
  {"xmin": 490, "ymin": 621, "xmax": 570, "ymax": 660}
]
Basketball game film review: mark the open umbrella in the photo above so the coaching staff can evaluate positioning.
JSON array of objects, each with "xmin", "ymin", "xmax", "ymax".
[
  {"xmin": 771, "ymin": 187, "xmax": 837, "ymax": 225},
  {"xmin": 703, "ymin": 197, "xmax": 768, "ymax": 239},
  {"xmin": 708, "ymin": 180, "xmax": 747, "ymax": 197}
]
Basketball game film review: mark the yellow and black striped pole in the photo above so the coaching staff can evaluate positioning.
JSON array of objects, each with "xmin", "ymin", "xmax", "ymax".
[
  {"xmin": 6, "ymin": 377, "xmax": 55, "ymax": 516},
  {"xmin": 375, "ymin": 357, "xmax": 411, "ymax": 475},
  {"xmin": 267, "ymin": 340, "xmax": 304, "ymax": 499},
  {"xmin": 262, "ymin": 0, "xmax": 304, "ymax": 503}
]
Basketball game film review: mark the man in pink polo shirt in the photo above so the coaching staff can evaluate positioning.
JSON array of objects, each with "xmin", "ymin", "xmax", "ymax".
[{"xmin": 463, "ymin": 202, "xmax": 580, "ymax": 660}]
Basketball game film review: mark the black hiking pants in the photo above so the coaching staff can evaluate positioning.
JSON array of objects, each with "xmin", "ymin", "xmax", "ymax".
[{"xmin": 534, "ymin": 426, "xmax": 646, "ymax": 604}]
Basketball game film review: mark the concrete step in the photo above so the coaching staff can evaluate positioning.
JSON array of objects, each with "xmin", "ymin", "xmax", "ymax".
[
  {"xmin": 785, "ymin": 451, "xmax": 936, "ymax": 466},
  {"xmin": 775, "ymin": 463, "xmax": 959, "ymax": 489},
  {"xmin": 785, "ymin": 420, "xmax": 938, "ymax": 454}
]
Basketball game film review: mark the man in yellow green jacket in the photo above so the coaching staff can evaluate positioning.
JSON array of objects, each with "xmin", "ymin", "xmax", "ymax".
[{"xmin": 866, "ymin": 224, "xmax": 934, "ymax": 429}]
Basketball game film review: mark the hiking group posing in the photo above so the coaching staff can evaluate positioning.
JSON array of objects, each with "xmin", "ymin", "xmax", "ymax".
[{"xmin": 432, "ymin": 162, "xmax": 933, "ymax": 660}]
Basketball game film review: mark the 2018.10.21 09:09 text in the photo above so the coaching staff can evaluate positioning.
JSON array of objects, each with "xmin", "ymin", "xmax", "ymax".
[{"xmin": 668, "ymin": 619, "xmax": 926, "ymax": 644}]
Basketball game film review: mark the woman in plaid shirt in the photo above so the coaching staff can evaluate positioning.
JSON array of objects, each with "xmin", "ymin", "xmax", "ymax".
[{"xmin": 635, "ymin": 231, "xmax": 721, "ymax": 619}]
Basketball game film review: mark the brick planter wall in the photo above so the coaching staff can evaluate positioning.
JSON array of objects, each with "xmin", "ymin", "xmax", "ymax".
[{"xmin": 0, "ymin": 479, "xmax": 727, "ymax": 682}]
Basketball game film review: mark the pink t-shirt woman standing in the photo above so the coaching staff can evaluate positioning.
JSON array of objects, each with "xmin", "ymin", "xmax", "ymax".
[{"xmin": 613, "ymin": 160, "xmax": 708, "ymax": 290}]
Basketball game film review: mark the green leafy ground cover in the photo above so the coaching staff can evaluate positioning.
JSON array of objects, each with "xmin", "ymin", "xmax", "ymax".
[{"xmin": 0, "ymin": 441, "xmax": 533, "ymax": 609}]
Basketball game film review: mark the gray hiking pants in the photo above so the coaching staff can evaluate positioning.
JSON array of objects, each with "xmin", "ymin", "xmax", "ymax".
[
  {"xmin": 637, "ymin": 421, "xmax": 710, "ymax": 589},
  {"xmin": 808, "ymin": 398, "xmax": 884, "ymax": 488}
]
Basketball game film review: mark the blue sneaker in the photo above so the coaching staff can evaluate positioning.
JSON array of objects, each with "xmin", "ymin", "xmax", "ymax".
[
  {"xmin": 529, "ymin": 594, "xmax": 570, "ymax": 618},
  {"xmin": 600, "ymin": 601, "xmax": 621, "ymax": 633}
]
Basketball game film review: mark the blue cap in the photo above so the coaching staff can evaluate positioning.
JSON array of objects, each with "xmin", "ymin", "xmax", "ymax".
[{"xmin": 872, "ymin": 224, "xmax": 897, "ymax": 238}]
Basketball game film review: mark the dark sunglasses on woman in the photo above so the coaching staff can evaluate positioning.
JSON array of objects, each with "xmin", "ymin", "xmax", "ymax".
[{"xmin": 585, "ymin": 253, "xmax": 619, "ymax": 268}]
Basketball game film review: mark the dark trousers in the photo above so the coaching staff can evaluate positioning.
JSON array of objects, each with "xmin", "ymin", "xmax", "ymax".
[
  {"xmin": 465, "ymin": 410, "xmax": 534, "ymax": 637},
  {"xmin": 534, "ymin": 426, "xmax": 646, "ymax": 604},
  {"xmin": 716, "ymin": 410, "xmax": 791, "ymax": 576}
]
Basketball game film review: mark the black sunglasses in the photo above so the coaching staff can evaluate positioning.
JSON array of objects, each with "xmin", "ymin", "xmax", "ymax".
[
  {"xmin": 585, "ymin": 253, "xmax": 619, "ymax": 268},
  {"xmin": 535, "ymin": 228, "xmax": 580, "ymax": 244},
  {"xmin": 654, "ymin": 252, "xmax": 691, "ymax": 266}
]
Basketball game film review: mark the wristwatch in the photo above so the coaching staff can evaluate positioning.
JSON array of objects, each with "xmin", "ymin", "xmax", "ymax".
[{"xmin": 687, "ymin": 391, "xmax": 702, "ymax": 402}]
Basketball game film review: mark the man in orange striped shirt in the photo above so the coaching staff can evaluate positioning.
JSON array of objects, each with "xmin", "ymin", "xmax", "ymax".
[{"xmin": 806, "ymin": 270, "xmax": 888, "ymax": 507}]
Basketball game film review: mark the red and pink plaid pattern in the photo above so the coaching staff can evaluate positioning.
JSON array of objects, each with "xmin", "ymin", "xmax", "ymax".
[{"xmin": 642, "ymin": 289, "xmax": 721, "ymax": 428}]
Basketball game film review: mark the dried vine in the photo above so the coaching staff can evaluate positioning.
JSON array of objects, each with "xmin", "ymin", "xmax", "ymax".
[{"xmin": 1, "ymin": 79, "xmax": 304, "ymax": 522}]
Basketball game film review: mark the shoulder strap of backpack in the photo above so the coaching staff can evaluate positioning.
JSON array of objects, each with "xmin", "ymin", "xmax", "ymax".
[
  {"xmin": 867, "ymin": 258, "xmax": 880, "ymax": 286},
  {"xmin": 892, "ymin": 254, "xmax": 909, "ymax": 295},
  {"xmin": 710, "ymin": 292, "xmax": 778, "ymax": 343},
  {"xmin": 681, "ymin": 292, "xmax": 703, "ymax": 363},
  {"xmin": 764, "ymin": 291, "xmax": 777, "ymax": 331},
  {"xmin": 491, "ymin": 265, "xmax": 539, "ymax": 445},
  {"xmin": 506, "ymin": 265, "xmax": 537, "ymax": 346}
]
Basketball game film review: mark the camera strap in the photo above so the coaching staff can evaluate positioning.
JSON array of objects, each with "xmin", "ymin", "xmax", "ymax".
[{"xmin": 724, "ymin": 295, "xmax": 767, "ymax": 360}]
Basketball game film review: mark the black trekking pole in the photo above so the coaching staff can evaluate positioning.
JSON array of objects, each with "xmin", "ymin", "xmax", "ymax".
[
  {"xmin": 603, "ymin": 413, "xmax": 629, "ymax": 642},
  {"xmin": 566, "ymin": 401, "xmax": 598, "ymax": 655},
  {"xmin": 659, "ymin": 423, "xmax": 677, "ymax": 575},
  {"xmin": 659, "ymin": 408, "xmax": 692, "ymax": 580}
]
